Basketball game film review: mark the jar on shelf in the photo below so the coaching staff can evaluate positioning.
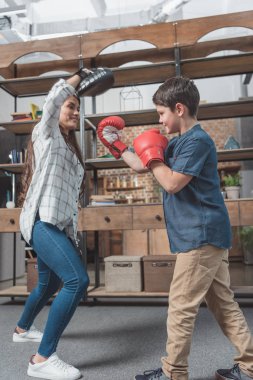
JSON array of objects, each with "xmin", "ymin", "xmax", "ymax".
[{"xmin": 121, "ymin": 175, "xmax": 127, "ymax": 187}]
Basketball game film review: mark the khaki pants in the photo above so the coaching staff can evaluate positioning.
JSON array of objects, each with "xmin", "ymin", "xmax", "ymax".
[{"xmin": 161, "ymin": 245, "xmax": 253, "ymax": 380}]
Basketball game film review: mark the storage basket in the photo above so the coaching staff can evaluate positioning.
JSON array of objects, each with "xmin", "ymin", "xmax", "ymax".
[{"xmin": 104, "ymin": 255, "xmax": 143, "ymax": 292}]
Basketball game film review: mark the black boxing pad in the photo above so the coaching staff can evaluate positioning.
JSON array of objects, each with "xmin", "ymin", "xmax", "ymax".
[{"xmin": 76, "ymin": 68, "xmax": 114, "ymax": 97}]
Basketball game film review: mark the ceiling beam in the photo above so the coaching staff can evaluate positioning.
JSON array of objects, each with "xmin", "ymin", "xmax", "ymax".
[
  {"xmin": 92, "ymin": 0, "xmax": 106, "ymax": 17},
  {"xmin": 31, "ymin": 2, "xmax": 163, "ymax": 36},
  {"xmin": 32, "ymin": 12, "xmax": 150, "ymax": 35}
]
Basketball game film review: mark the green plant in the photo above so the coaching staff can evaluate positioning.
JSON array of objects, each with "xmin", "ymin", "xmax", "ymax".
[
  {"xmin": 223, "ymin": 173, "xmax": 240, "ymax": 187},
  {"xmin": 240, "ymin": 226, "xmax": 253, "ymax": 251}
]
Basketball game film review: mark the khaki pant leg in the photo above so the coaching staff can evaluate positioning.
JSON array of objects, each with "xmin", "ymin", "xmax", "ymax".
[
  {"xmin": 162, "ymin": 245, "xmax": 223, "ymax": 380},
  {"xmin": 205, "ymin": 249, "xmax": 253, "ymax": 378}
]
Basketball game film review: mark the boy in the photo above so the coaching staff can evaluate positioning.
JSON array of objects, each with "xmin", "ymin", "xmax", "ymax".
[{"xmin": 97, "ymin": 77, "xmax": 253, "ymax": 380}]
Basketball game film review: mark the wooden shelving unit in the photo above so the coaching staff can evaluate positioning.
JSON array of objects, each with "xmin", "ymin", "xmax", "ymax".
[
  {"xmin": 85, "ymin": 158, "xmax": 126, "ymax": 170},
  {"xmin": 2, "ymin": 284, "xmax": 253, "ymax": 299},
  {"xmin": 84, "ymin": 99, "xmax": 253, "ymax": 130},
  {"xmin": 218, "ymin": 148, "xmax": 253, "ymax": 162},
  {"xmin": 0, "ymin": 120, "xmax": 38, "ymax": 135},
  {"xmin": 1, "ymin": 199, "xmax": 253, "ymax": 298},
  {"xmin": 87, "ymin": 286, "xmax": 253, "ymax": 299},
  {"xmin": 0, "ymin": 163, "xmax": 24, "ymax": 174},
  {"xmin": 87, "ymin": 287, "xmax": 169, "ymax": 298},
  {"xmin": 0, "ymin": 74, "xmax": 69, "ymax": 97},
  {"xmin": 85, "ymin": 148, "xmax": 253, "ymax": 171},
  {"xmin": 0, "ymin": 285, "xmax": 30, "ymax": 297},
  {"xmin": 106, "ymin": 186, "xmax": 144, "ymax": 192},
  {"xmin": 0, "ymin": 285, "xmax": 94, "ymax": 298},
  {"xmin": 0, "ymin": 10, "xmax": 253, "ymax": 298}
]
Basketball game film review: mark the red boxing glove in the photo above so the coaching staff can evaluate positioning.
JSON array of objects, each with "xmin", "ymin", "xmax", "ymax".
[
  {"xmin": 133, "ymin": 129, "xmax": 168, "ymax": 168},
  {"xmin": 97, "ymin": 116, "xmax": 128, "ymax": 159}
]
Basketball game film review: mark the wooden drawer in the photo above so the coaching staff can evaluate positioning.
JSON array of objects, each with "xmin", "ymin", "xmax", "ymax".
[
  {"xmin": 78, "ymin": 206, "xmax": 133, "ymax": 231},
  {"xmin": 239, "ymin": 200, "xmax": 253, "ymax": 225},
  {"xmin": 225, "ymin": 200, "xmax": 240, "ymax": 226},
  {"xmin": 133, "ymin": 205, "xmax": 165, "ymax": 229},
  {"xmin": 149, "ymin": 229, "xmax": 171, "ymax": 255},
  {"xmin": 0, "ymin": 208, "xmax": 21, "ymax": 232},
  {"xmin": 123, "ymin": 230, "xmax": 148, "ymax": 256}
]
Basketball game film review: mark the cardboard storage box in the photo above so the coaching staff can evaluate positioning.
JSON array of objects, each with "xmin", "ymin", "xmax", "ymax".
[
  {"xmin": 143, "ymin": 255, "xmax": 177, "ymax": 292},
  {"xmin": 27, "ymin": 258, "xmax": 38, "ymax": 292},
  {"xmin": 104, "ymin": 255, "xmax": 143, "ymax": 292},
  {"xmin": 27, "ymin": 258, "xmax": 62, "ymax": 293}
]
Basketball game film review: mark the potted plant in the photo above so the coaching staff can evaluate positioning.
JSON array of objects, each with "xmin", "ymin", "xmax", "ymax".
[
  {"xmin": 240, "ymin": 226, "xmax": 253, "ymax": 264},
  {"xmin": 223, "ymin": 172, "xmax": 241, "ymax": 199}
]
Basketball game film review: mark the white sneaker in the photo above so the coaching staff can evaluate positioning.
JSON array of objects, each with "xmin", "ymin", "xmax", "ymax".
[
  {"xmin": 13, "ymin": 325, "xmax": 43, "ymax": 343},
  {"xmin": 27, "ymin": 353, "xmax": 82, "ymax": 380}
]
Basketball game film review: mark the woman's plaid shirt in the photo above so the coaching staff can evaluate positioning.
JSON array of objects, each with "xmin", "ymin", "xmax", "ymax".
[{"xmin": 20, "ymin": 79, "xmax": 84, "ymax": 244}]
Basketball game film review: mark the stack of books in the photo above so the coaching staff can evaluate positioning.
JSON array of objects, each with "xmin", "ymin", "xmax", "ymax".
[
  {"xmin": 9, "ymin": 148, "xmax": 27, "ymax": 163},
  {"xmin": 11, "ymin": 112, "xmax": 33, "ymax": 122},
  {"xmin": 90, "ymin": 195, "xmax": 115, "ymax": 206}
]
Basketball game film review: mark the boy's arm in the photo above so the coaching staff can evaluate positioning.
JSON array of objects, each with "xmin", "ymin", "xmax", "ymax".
[
  {"xmin": 121, "ymin": 150, "xmax": 148, "ymax": 173},
  {"xmin": 133, "ymin": 131, "xmax": 192, "ymax": 193},
  {"xmin": 149, "ymin": 161, "xmax": 192, "ymax": 193}
]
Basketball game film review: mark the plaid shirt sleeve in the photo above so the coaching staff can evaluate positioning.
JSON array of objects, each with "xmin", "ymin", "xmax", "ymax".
[{"xmin": 33, "ymin": 79, "xmax": 76, "ymax": 140}]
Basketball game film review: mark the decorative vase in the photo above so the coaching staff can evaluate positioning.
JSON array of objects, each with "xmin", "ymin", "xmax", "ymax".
[{"xmin": 225, "ymin": 186, "xmax": 240, "ymax": 200}]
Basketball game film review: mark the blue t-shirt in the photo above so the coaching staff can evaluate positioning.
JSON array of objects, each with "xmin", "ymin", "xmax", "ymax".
[{"xmin": 163, "ymin": 124, "xmax": 232, "ymax": 253}]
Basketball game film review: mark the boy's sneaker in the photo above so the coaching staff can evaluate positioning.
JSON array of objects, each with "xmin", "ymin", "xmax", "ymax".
[
  {"xmin": 13, "ymin": 325, "xmax": 43, "ymax": 343},
  {"xmin": 135, "ymin": 368, "xmax": 170, "ymax": 379},
  {"xmin": 27, "ymin": 353, "xmax": 81, "ymax": 380},
  {"xmin": 215, "ymin": 363, "xmax": 253, "ymax": 379}
]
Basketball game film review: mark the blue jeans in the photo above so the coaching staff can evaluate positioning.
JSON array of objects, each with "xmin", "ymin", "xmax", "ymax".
[{"xmin": 17, "ymin": 220, "xmax": 89, "ymax": 357}]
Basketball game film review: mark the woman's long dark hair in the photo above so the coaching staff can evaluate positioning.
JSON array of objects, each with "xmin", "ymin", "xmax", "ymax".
[{"xmin": 18, "ymin": 129, "xmax": 85, "ymax": 207}]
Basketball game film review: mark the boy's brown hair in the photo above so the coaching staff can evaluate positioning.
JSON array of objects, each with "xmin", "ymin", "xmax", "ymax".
[{"xmin": 152, "ymin": 76, "xmax": 200, "ymax": 117}]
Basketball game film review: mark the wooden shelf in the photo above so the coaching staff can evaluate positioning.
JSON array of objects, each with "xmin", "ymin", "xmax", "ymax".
[
  {"xmin": 2, "ymin": 285, "xmax": 253, "ymax": 299},
  {"xmin": 87, "ymin": 286, "xmax": 169, "ymax": 298},
  {"xmin": 0, "ymin": 163, "xmax": 24, "ymax": 174},
  {"xmin": 108, "ymin": 53, "xmax": 253, "ymax": 88},
  {"xmin": 0, "ymin": 74, "xmax": 69, "ymax": 97},
  {"xmin": 1, "ymin": 97, "xmax": 252, "ymax": 135},
  {"xmin": 0, "ymin": 120, "xmax": 38, "ymax": 135},
  {"xmin": 87, "ymin": 286, "xmax": 253, "ymax": 298},
  {"xmin": 217, "ymin": 148, "xmax": 253, "ymax": 162},
  {"xmin": 106, "ymin": 186, "xmax": 144, "ymax": 191},
  {"xmin": 85, "ymin": 158, "xmax": 126, "ymax": 170},
  {"xmin": 0, "ymin": 285, "xmax": 94, "ymax": 298},
  {"xmin": 84, "ymin": 99, "xmax": 253, "ymax": 130},
  {"xmin": 1, "ymin": 54, "xmax": 253, "ymax": 97},
  {"xmin": 85, "ymin": 148, "xmax": 253, "ymax": 170},
  {"xmin": 0, "ymin": 285, "xmax": 29, "ymax": 297}
]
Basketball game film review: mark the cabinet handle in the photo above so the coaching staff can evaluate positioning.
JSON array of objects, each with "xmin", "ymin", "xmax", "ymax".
[
  {"xmin": 104, "ymin": 216, "xmax": 111, "ymax": 223},
  {"xmin": 9, "ymin": 219, "xmax": 15, "ymax": 225},
  {"xmin": 152, "ymin": 262, "xmax": 173, "ymax": 267},
  {"xmin": 155, "ymin": 215, "xmax": 162, "ymax": 221},
  {"xmin": 113, "ymin": 263, "xmax": 132, "ymax": 268}
]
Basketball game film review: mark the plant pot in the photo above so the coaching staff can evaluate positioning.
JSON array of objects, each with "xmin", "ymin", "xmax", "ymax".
[{"xmin": 225, "ymin": 186, "xmax": 240, "ymax": 200}]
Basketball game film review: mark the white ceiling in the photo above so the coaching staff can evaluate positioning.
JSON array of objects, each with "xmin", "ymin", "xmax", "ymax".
[{"xmin": 0, "ymin": 0, "xmax": 253, "ymax": 44}]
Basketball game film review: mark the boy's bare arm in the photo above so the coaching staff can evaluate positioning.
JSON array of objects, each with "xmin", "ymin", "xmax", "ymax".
[
  {"xmin": 149, "ymin": 161, "xmax": 192, "ymax": 193},
  {"xmin": 121, "ymin": 150, "xmax": 149, "ymax": 173}
]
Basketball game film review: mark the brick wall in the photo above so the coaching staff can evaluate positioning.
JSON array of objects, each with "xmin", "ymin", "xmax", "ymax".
[{"xmin": 94, "ymin": 118, "xmax": 238, "ymax": 203}]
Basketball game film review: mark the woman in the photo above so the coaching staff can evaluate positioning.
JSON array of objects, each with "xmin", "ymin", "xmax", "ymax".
[{"xmin": 14, "ymin": 72, "xmax": 89, "ymax": 380}]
